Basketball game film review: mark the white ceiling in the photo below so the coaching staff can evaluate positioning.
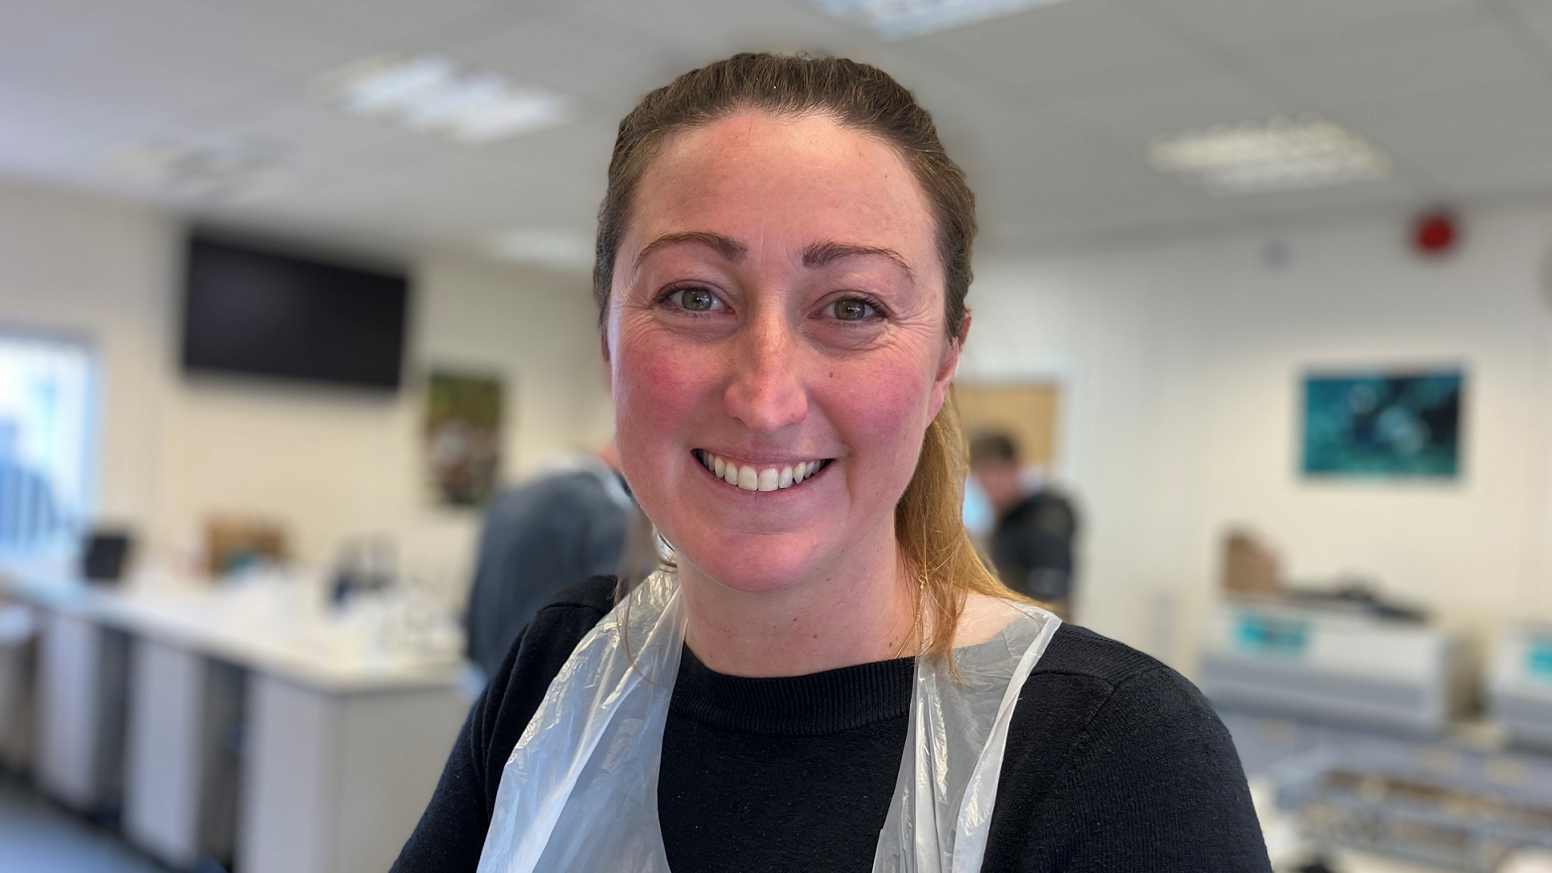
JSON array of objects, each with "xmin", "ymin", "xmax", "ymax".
[{"xmin": 3, "ymin": 0, "xmax": 1551, "ymax": 264}]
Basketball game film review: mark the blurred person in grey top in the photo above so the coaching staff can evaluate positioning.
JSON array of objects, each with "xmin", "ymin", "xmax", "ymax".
[
  {"xmin": 969, "ymin": 431, "xmax": 1079, "ymax": 618},
  {"xmin": 464, "ymin": 442, "xmax": 633, "ymax": 680}
]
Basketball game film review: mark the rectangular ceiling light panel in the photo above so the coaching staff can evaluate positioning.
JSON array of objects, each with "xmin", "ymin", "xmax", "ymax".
[
  {"xmin": 1149, "ymin": 117, "xmax": 1388, "ymax": 196},
  {"xmin": 487, "ymin": 227, "xmax": 596, "ymax": 272},
  {"xmin": 326, "ymin": 54, "xmax": 571, "ymax": 144},
  {"xmin": 108, "ymin": 140, "xmax": 283, "ymax": 202},
  {"xmin": 810, "ymin": 0, "xmax": 1072, "ymax": 39}
]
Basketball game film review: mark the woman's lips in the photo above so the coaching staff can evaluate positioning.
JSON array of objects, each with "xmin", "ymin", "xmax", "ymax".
[{"xmin": 694, "ymin": 449, "xmax": 831, "ymax": 492}]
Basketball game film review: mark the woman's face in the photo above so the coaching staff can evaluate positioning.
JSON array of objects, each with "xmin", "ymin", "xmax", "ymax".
[{"xmin": 605, "ymin": 110, "xmax": 961, "ymax": 594}]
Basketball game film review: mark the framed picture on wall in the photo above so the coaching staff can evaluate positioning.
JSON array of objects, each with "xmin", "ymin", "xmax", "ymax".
[
  {"xmin": 424, "ymin": 370, "xmax": 505, "ymax": 507},
  {"xmin": 1301, "ymin": 369, "xmax": 1464, "ymax": 479}
]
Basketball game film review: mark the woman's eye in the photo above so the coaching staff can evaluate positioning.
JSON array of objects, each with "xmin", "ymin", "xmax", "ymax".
[
  {"xmin": 832, "ymin": 298, "xmax": 875, "ymax": 321},
  {"xmin": 671, "ymin": 287, "xmax": 718, "ymax": 312}
]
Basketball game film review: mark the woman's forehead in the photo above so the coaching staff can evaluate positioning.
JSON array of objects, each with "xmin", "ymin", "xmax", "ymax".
[{"xmin": 626, "ymin": 111, "xmax": 938, "ymax": 266}]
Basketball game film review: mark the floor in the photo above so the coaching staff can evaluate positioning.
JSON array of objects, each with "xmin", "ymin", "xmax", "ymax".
[{"xmin": 0, "ymin": 771, "xmax": 168, "ymax": 873}]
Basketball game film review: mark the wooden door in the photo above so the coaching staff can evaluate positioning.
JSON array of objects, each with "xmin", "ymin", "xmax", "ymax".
[{"xmin": 953, "ymin": 381, "xmax": 1062, "ymax": 467}]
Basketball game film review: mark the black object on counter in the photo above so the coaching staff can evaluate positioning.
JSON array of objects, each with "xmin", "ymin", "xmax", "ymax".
[{"xmin": 81, "ymin": 530, "xmax": 132, "ymax": 583}]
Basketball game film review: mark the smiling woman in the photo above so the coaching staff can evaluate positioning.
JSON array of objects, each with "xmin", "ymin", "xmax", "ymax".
[
  {"xmin": 609, "ymin": 108, "xmax": 965, "ymax": 643},
  {"xmin": 392, "ymin": 53, "xmax": 1272, "ymax": 873}
]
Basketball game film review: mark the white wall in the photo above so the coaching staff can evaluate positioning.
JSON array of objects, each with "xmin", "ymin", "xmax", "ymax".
[
  {"xmin": 965, "ymin": 206, "xmax": 1552, "ymax": 669},
  {"xmin": 0, "ymin": 179, "xmax": 609, "ymax": 603}
]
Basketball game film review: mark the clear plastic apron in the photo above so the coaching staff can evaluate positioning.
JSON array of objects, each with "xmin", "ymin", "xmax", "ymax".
[{"xmin": 477, "ymin": 571, "xmax": 1060, "ymax": 873}]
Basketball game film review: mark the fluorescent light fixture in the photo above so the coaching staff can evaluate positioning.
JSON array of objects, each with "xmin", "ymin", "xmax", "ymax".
[
  {"xmin": 1149, "ymin": 116, "xmax": 1388, "ymax": 196},
  {"xmin": 487, "ymin": 227, "xmax": 595, "ymax": 272},
  {"xmin": 809, "ymin": 0, "xmax": 1072, "ymax": 39},
  {"xmin": 107, "ymin": 139, "xmax": 283, "ymax": 201},
  {"xmin": 323, "ymin": 54, "xmax": 571, "ymax": 144}
]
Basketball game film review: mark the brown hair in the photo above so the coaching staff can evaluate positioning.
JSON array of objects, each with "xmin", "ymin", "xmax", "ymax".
[{"xmin": 602, "ymin": 53, "xmax": 1013, "ymax": 657}]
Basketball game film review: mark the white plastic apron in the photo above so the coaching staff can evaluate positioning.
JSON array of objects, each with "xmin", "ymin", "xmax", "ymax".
[{"xmin": 477, "ymin": 571, "xmax": 1060, "ymax": 873}]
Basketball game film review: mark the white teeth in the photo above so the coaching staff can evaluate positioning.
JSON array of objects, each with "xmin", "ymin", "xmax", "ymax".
[{"xmin": 702, "ymin": 451, "xmax": 823, "ymax": 492}]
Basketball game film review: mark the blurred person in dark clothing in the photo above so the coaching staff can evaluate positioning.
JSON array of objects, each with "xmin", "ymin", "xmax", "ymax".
[
  {"xmin": 464, "ymin": 441, "xmax": 633, "ymax": 680},
  {"xmin": 969, "ymin": 431, "xmax": 1078, "ymax": 618}
]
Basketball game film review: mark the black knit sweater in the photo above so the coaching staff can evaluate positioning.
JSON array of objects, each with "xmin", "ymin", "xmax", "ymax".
[{"xmin": 392, "ymin": 577, "xmax": 1271, "ymax": 872}]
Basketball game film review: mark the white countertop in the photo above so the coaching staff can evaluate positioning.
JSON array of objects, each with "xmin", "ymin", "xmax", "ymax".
[{"xmin": 0, "ymin": 560, "xmax": 469, "ymax": 694}]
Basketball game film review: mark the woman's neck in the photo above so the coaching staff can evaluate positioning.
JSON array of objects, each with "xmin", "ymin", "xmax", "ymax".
[{"xmin": 676, "ymin": 530, "xmax": 919, "ymax": 678}]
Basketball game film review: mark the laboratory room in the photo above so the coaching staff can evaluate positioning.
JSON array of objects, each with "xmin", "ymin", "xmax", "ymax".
[{"xmin": 1, "ymin": 1, "xmax": 1551, "ymax": 872}]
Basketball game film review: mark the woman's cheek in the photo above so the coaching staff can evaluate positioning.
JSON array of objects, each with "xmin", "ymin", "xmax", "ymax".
[
  {"xmin": 614, "ymin": 328, "xmax": 715, "ymax": 451},
  {"xmin": 828, "ymin": 361, "xmax": 937, "ymax": 485},
  {"xmin": 839, "ymin": 342, "xmax": 939, "ymax": 432}
]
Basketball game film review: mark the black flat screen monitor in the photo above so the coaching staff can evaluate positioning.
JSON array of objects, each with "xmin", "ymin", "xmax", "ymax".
[{"xmin": 181, "ymin": 236, "xmax": 409, "ymax": 390}]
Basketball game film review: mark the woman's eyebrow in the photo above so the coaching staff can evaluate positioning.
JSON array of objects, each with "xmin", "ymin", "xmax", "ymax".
[
  {"xmin": 635, "ymin": 231, "xmax": 747, "ymax": 268},
  {"xmin": 803, "ymin": 241, "xmax": 915, "ymax": 281}
]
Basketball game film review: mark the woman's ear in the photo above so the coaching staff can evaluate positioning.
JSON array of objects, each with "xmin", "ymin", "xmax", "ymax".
[
  {"xmin": 600, "ymin": 333, "xmax": 613, "ymax": 393},
  {"xmin": 927, "ymin": 312, "xmax": 969, "ymax": 420}
]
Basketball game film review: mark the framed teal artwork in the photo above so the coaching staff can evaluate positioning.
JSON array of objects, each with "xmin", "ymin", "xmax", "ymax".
[{"xmin": 1302, "ymin": 370, "xmax": 1463, "ymax": 478}]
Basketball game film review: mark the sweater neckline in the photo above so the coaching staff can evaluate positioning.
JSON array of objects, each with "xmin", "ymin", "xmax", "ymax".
[{"xmin": 669, "ymin": 643, "xmax": 914, "ymax": 736}]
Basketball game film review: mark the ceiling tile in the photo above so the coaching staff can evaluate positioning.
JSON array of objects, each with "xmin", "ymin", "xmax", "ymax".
[
  {"xmin": 986, "ymin": 169, "xmax": 1423, "ymax": 247},
  {"xmin": 1351, "ymin": 81, "xmax": 1552, "ymax": 163},
  {"xmin": 957, "ymin": 118, "xmax": 1136, "ymax": 190},
  {"xmin": 1224, "ymin": 175, "xmax": 1423, "ymax": 216},
  {"xmin": 246, "ymin": 0, "xmax": 532, "ymax": 50},
  {"xmin": 446, "ymin": 12, "xmax": 662, "ymax": 104},
  {"xmin": 181, "ymin": 98, "xmax": 444, "ymax": 168},
  {"xmin": 1495, "ymin": 0, "xmax": 1552, "ymax": 59},
  {"xmin": 911, "ymin": 0, "xmax": 1204, "ymax": 92},
  {"xmin": 565, "ymin": 0, "xmax": 872, "ymax": 59},
  {"xmin": 1052, "ymin": 71, "xmax": 1293, "ymax": 141},
  {"xmin": 0, "ymin": 0, "xmax": 367, "ymax": 131},
  {"xmin": 1136, "ymin": 0, "xmax": 1482, "ymax": 47},
  {"xmin": 971, "ymin": 128, "xmax": 1241, "ymax": 242},
  {"xmin": 0, "ymin": 85, "xmax": 145, "ymax": 182},
  {"xmin": 981, "ymin": 187, "xmax": 1237, "ymax": 246},
  {"xmin": 1, "ymin": 0, "xmax": 1547, "ymax": 256},
  {"xmin": 1406, "ymin": 133, "xmax": 1552, "ymax": 199},
  {"xmin": 1247, "ymin": 14, "xmax": 1549, "ymax": 110},
  {"xmin": 0, "ymin": 0, "xmax": 118, "ymax": 74}
]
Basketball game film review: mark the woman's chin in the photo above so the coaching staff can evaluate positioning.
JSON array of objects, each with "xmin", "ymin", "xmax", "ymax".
[{"xmin": 676, "ymin": 540, "xmax": 824, "ymax": 595}]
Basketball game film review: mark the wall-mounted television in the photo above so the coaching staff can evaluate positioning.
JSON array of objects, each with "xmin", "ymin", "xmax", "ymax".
[{"xmin": 180, "ymin": 235, "xmax": 409, "ymax": 390}]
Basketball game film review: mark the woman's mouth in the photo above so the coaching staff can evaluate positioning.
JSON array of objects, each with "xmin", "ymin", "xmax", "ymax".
[{"xmin": 693, "ymin": 449, "xmax": 831, "ymax": 492}]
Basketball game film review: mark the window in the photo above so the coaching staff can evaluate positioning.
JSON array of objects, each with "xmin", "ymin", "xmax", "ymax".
[{"xmin": 0, "ymin": 333, "xmax": 94, "ymax": 555}]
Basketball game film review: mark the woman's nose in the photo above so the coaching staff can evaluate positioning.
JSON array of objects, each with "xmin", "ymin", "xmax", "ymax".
[{"xmin": 723, "ymin": 316, "xmax": 808, "ymax": 435}]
